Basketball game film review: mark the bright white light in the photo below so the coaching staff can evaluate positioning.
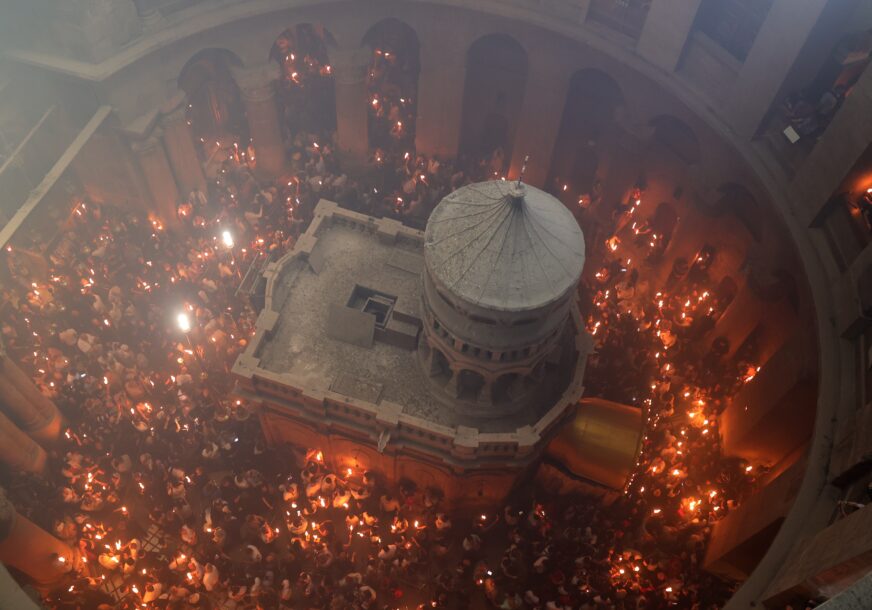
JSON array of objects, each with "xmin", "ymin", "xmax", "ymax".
[
  {"xmin": 177, "ymin": 312, "xmax": 191, "ymax": 333},
  {"xmin": 221, "ymin": 230, "xmax": 234, "ymax": 249}
]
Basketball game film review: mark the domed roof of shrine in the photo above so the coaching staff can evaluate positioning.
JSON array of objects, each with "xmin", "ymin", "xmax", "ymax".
[{"xmin": 424, "ymin": 180, "xmax": 585, "ymax": 312}]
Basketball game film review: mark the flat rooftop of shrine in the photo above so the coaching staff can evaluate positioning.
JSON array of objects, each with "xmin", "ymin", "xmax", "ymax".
[{"xmin": 235, "ymin": 200, "xmax": 556, "ymax": 433}]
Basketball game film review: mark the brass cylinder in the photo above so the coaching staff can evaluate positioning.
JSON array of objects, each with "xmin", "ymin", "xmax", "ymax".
[{"xmin": 544, "ymin": 398, "xmax": 644, "ymax": 490}]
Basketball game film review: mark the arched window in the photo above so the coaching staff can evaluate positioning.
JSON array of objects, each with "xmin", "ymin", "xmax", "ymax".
[
  {"xmin": 270, "ymin": 24, "xmax": 336, "ymax": 139},
  {"xmin": 457, "ymin": 369, "xmax": 486, "ymax": 401},
  {"xmin": 459, "ymin": 34, "xmax": 528, "ymax": 175},
  {"xmin": 649, "ymin": 116, "xmax": 701, "ymax": 166},
  {"xmin": 493, "ymin": 373, "xmax": 520, "ymax": 405},
  {"xmin": 362, "ymin": 18, "xmax": 420, "ymax": 155},
  {"xmin": 178, "ymin": 49, "xmax": 247, "ymax": 150},
  {"xmin": 547, "ymin": 69, "xmax": 624, "ymax": 207}
]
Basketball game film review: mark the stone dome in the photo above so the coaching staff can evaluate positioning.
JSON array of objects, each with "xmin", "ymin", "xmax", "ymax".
[{"xmin": 424, "ymin": 180, "xmax": 585, "ymax": 312}]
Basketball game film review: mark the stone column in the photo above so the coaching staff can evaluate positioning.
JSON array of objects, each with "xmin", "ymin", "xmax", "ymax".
[
  {"xmin": 636, "ymin": 0, "xmax": 703, "ymax": 72},
  {"xmin": 704, "ymin": 458, "xmax": 806, "ymax": 581},
  {"xmin": 160, "ymin": 92, "xmax": 207, "ymax": 196},
  {"xmin": 328, "ymin": 47, "xmax": 371, "ymax": 169},
  {"xmin": 446, "ymin": 369, "xmax": 462, "ymax": 399},
  {"xmin": 0, "ymin": 487, "xmax": 75, "ymax": 588},
  {"xmin": 725, "ymin": 0, "xmax": 829, "ymax": 137},
  {"xmin": 720, "ymin": 331, "xmax": 816, "ymax": 465},
  {"xmin": 132, "ymin": 132, "xmax": 181, "ymax": 229},
  {"xmin": 0, "ymin": 349, "xmax": 62, "ymax": 444},
  {"xmin": 415, "ymin": 37, "xmax": 466, "ymax": 159},
  {"xmin": 508, "ymin": 60, "xmax": 571, "ymax": 188},
  {"xmin": 0, "ymin": 410, "xmax": 47, "ymax": 475},
  {"xmin": 232, "ymin": 63, "xmax": 286, "ymax": 180},
  {"xmin": 791, "ymin": 65, "xmax": 872, "ymax": 225}
]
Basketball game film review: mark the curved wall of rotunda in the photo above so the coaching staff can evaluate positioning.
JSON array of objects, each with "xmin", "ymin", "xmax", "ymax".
[{"xmin": 4, "ymin": 1, "xmax": 871, "ymax": 607}]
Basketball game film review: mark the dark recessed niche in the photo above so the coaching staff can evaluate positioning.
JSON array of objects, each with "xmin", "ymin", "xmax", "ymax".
[{"xmin": 348, "ymin": 285, "xmax": 397, "ymax": 328}]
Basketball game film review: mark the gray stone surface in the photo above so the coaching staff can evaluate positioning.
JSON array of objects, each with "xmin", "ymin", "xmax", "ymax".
[
  {"xmin": 424, "ymin": 181, "xmax": 585, "ymax": 311},
  {"xmin": 257, "ymin": 220, "xmax": 561, "ymax": 432},
  {"xmin": 816, "ymin": 572, "xmax": 872, "ymax": 609},
  {"xmin": 326, "ymin": 303, "xmax": 375, "ymax": 348}
]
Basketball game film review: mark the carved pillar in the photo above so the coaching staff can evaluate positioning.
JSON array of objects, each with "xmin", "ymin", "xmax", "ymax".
[
  {"xmin": 423, "ymin": 344, "xmax": 439, "ymax": 377},
  {"xmin": 160, "ymin": 93, "xmax": 207, "ymax": 196},
  {"xmin": 725, "ymin": 0, "xmax": 829, "ymax": 137},
  {"xmin": 0, "ymin": 350, "xmax": 62, "ymax": 444},
  {"xmin": 328, "ymin": 46, "xmax": 371, "ymax": 169},
  {"xmin": 446, "ymin": 369, "xmax": 462, "ymax": 399},
  {"xmin": 415, "ymin": 36, "xmax": 465, "ymax": 159},
  {"xmin": 232, "ymin": 63, "xmax": 286, "ymax": 180},
  {"xmin": 0, "ymin": 487, "xmax": 75, "ymax": 588},
  {"xmin": 0, "ymin": 410, "xmax": 47, "ymax": 475},
  {"xmin": 132, "ymin": 132, "xmax": 181, "ymax": 229}
]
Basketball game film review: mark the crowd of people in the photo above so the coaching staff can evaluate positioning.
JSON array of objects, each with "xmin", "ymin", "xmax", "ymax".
[
  {"xmin": 366, "ymin": 43, "xmax": 418, "ymax": 156},
  {"xmin": 0, "ymin": 68, "xmax": 795, "ymax": 608}
]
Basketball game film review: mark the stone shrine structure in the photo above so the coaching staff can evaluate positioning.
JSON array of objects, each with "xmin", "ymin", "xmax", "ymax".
[
  {"xmin": 233, "ymin": 182, "xmax": 640, "ymax": 509},
  {"xmin": 419, "ymin": 180, "xmax": 586, "ymax": 418}
]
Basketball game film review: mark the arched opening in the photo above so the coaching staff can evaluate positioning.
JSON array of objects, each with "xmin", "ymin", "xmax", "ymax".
[
  {"xmin": 178, "ymin": 49, "xmax": 247, "ymax": 151},
  {"xmin": 548, "ymin": 69, "xmax": 624, "ymax": 208},
  {"xmin": 649, "ymin": 115, "xmax": 701, "ymax": 166},
  {"xmin": 715, "ymin": 275, "xmax": 739, "ymax": 314},
  {"xmin": 362, "ymin": 18, "xmax": 420, "ymax": 156},
  {"xmin": 685, "ymin": 244, "xmax": 717, "ymax": 287},
  {"xmin": 270, "ymin": 24, "xmax": 337, "ymax": 141},
  {"xmin": 640, "ymin": 115, "xmax": 700, "ymax": 207},
  {"xmin": 651, "ymin": 202, "xmax": 679, "ymax": 242},
  {"xmin": 457, "ymin": 369, "xmax": 485, "ymax": 401},
  {"xmin": 492, "ymin": 373, "xmax": 520, "ymax": 405},
  {"xmin": 706, "ymin": 183, "xmax": 764, "ymax": 242},
  {"xmin": 638, "ymin": 201, "xmax": 679, "ymax": 259},
  {"xmin": 459, "ymin": 34, "xmax": 528, "ymax": 176}
]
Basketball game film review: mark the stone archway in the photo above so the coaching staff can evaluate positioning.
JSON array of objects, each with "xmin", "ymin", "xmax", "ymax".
[
  {"xmin": 362, "ymin": 18, "xmax": 421, "ymax": 155},
  {"xmin": 459, "ymin": 33, "xmax": 528, "ymax": 174}
]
